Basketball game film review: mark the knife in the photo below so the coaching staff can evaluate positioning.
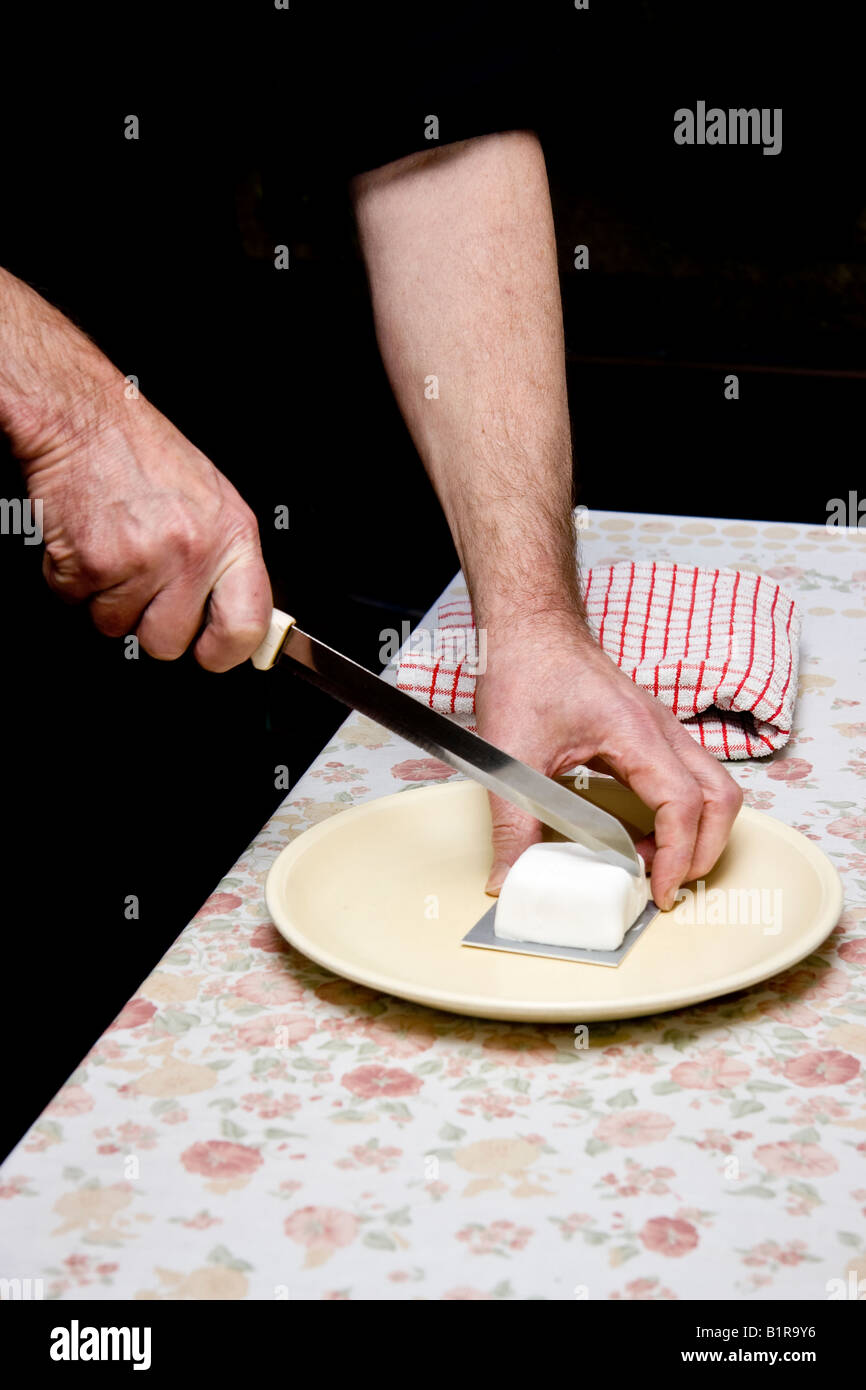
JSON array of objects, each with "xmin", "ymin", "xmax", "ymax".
[{"xmin": 252, "ymin": 609, "xmax": 642, "ymax": 877}]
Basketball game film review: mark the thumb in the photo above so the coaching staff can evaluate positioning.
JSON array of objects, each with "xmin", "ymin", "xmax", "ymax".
[
  {"xmin": 194, "ymin": 549, "xmax": 272, "ymax": 672},
  {"xmin": 485, "ymin": 791, "xmax": 543, "ymax": 896}
]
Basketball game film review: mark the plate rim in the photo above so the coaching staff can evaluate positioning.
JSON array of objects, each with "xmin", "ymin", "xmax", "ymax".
[{"xmin": 265, "ymin": 782, "xmax": 844, "ymax": 1021}]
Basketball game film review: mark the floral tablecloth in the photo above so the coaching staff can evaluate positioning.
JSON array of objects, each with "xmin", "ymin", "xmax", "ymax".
[{"xmin": 2, "ymin": 510, "xmax": 865, "ymax": 1302}]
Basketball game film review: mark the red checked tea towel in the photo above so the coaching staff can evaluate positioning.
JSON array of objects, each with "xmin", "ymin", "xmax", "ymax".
[{"xmin": 395, "ymin": 562, "xmax": 801, "ymax": 760}]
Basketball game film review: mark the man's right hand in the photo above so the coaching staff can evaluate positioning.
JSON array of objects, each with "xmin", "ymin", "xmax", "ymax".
[{"xmin": 1, "ymin": 268, "xmax": 271, "ymax": 670}]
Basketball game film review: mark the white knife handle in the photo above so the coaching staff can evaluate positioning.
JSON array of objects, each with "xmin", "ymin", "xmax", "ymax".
[{"xmin": 251, "ymin": 608, "xmax": 296, "ymax": 670}]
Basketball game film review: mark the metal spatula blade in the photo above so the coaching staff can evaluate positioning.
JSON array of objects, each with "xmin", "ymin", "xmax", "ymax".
[{"xmin": 252, "ymin": 609, "xmax": 642, "ymax": 877}]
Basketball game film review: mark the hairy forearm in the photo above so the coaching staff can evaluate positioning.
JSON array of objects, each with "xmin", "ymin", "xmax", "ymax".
[
  {"xmin": 351, "ymin": 131, "xmax": 585, "ymax": 632},
  {"xmin": 0, "ymin": 265, "xmax": 122, "ymax": 458}
]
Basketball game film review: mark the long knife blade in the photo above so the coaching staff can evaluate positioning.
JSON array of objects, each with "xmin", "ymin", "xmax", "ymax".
[{"xmin": 272, "ymin": 624, "xmax": 641, "ymax": 877}]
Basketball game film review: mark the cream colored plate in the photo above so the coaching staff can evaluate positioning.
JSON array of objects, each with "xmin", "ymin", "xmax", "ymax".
[{"xmin": 265, "ymin": 779, "xmax": 843, "ymax": 1022}]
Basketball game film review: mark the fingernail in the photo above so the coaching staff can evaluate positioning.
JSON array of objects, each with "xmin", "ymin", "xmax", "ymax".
[
  {"xmin": 485, "ymin": 861, "xmax": 511, "ymax": 896},
  {"xmin": 660, "ymin": 886, "xmax": 679, "ymax": 912}
]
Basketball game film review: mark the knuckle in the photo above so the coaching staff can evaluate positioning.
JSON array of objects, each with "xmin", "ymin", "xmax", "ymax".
[
  {"xmin": 491, "ymin": 822, "xmax": 524, "ymax": 845},
  {"xmin": 76, "ymin": 540, "xmax": 120, "ymax": 589},
  {"xmin": 196, "ymin": 648, "xmax": 233, "ymax": 673},
  {"xmin": 677, "ymin": 785, "xmax": 704, "ymax": 821},
  {"xmin": 91, "ymin": 606, "xmax": 131, "ymax": 639},
  {"xmin": 43, "ymin": 563, "xmax": 71, "ymax": 594},
  {"xmin": 705, "ymin": 772, "xmax": 743, "ymax": 818},
  {"xmin": 489, "ymin": 797, "xmax": 527, "ymax": 830},
  {"xmin": 489, "ymin": 811, "xmax": 534, "ymax": 852},
  {"xmin": 118, "ymin": 533, "xmax": 154, "ymax": 575},
  {"xmin": 233, "ymin": 500, "xmax": 260, "ymax": 537},
  {"xmin": 165, "ymin": 513, "xmax": 209, "ymax": 564},
  {"xmin": 45, "ymin": 540, "xmax": 94, "ymax": 590},
  {"xmin": 141, "ymin": 636, "xmax": 187, "ymax": 662},
  {"xmin": 720, "ymin": 779, "xmax": 744, "ymax": 814},
  {"xmin": 225, "ymin": 508, "xmax": 263, "ymax": 557}
]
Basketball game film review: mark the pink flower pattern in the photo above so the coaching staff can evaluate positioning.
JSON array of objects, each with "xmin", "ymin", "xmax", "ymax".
[{"xmin": 2, "ymin": 513, "xmax": 865, "ymax": 1300}]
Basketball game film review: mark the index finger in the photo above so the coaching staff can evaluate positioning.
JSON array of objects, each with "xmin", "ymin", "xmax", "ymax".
[
  {"xmin": 657, "ymin": 721, "xmax": 744, "ymax": 880},
  {"xmin": 597, "ymin": 733, "xmax": 704, "ymax": 910}
]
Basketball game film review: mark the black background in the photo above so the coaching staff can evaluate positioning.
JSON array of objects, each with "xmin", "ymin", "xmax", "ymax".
[
  {"xmin": 1, "ymin": 1, "xmax": 863, "ymax": 1159},
  {"xmin": 5, "ymin": 1294, "xmax": 856, "ymax": 1361}
]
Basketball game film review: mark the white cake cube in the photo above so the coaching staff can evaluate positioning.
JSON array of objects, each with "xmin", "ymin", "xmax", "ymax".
[{"xmin": 494, "ymin": 841, "xmax": 649, "ymax": 952}]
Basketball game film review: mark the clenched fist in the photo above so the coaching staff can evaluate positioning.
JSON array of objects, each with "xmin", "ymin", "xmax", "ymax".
[{"xmin": 1, "ymin": 267, "xmax": 271, "ymax": 670}]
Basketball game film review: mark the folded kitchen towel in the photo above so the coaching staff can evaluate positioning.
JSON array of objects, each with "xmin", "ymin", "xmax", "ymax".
[{"xmin": 395, "ymin": 562, "xmax": 801, "ymax": 760}]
